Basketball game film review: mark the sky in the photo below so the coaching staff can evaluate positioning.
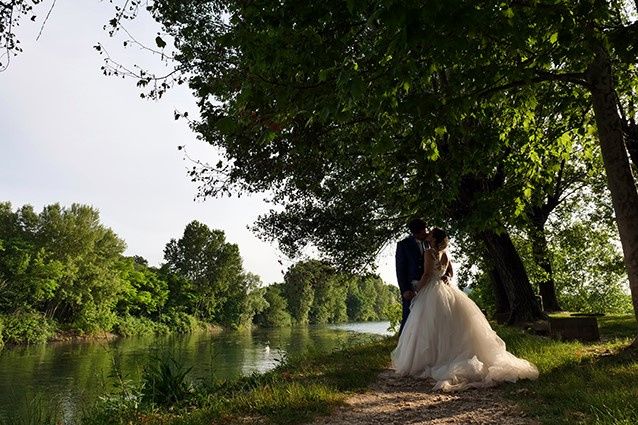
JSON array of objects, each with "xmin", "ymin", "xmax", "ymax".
[{"xmin": 0, "ymin": 1, "xmax": 398, "ymax": 285}]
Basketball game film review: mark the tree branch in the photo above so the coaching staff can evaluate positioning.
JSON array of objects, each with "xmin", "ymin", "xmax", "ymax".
[
  {"xmin": 473, "ymin": 71, "xmax": 589, "ymax": 98},
  {"xmin": 35, "ymin": 0, "xmax": 56, "ymax": 41}
]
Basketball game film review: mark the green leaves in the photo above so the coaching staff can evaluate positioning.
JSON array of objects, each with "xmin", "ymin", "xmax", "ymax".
[
  {"xmin": 141, "ymin": 0, "xmax": 635, "ymax": 278},
  {"xmin": 215, "ymin": 116, "xmax": 236, "ymax": 134},
  {"xmin": 349, "ymin": 76, "xmax": 365, "ymax": 99}
]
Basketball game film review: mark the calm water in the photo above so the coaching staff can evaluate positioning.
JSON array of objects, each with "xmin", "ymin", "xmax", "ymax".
[{"xmin": 0, "ymin": 321, "xmax": 391, "ymax": 421}]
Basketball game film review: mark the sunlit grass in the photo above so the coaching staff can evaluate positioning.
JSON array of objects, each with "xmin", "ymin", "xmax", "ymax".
[{"xmin": 499, "ymin": 315, "xmax": 638, "ymax": 425}]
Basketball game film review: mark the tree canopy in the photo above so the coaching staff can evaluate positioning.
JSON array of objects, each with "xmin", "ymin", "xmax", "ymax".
[
  {"xmin": 3, "ymin": 0, "xmax": 638, "ymax": 336},
  {"xmin": 117, "ymin": 0, "xmax": 638, "ymax": 334}
]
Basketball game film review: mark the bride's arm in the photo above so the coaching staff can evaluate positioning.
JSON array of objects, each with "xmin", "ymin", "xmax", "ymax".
[
  {"xmin": 415, "ymin": 249, "xmax": 435, "ymax": 291},
  {"xmin": 442, "ymin": 260, "xmax": 454, "ymax": 285}
]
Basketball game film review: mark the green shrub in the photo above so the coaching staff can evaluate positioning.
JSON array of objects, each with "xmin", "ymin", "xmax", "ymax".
[
  {"xmin": 159, "ymin": 308, "xmax": 199, "ymax": 333},
  {"xmin": 0, "ymin": 316, "xmax": 4, "ymax": 349},
  {"xmin": 141, "ymin": 354, "xmax": 194, "ymax": 407},
  {"xmin": 72, "ymin": 304, "xmax": 118, "ymax": 335},
  {"xmin": 113, "ymin": 315, "xmax": 156, "ymax": 337},
  {"xmin": 383, "ymin": 302, "xmax": 402, "ymax": 334},
  {"xmin": 82, "ymin": 357, "xmax": 143, "ymax": 425},
  {"xmin": 115, "ymin": 315, "xmax": 171, "ymax": 337},
  {"xmin": 2, "ymin": 311, "xmax": 56, "ymax": 345}
]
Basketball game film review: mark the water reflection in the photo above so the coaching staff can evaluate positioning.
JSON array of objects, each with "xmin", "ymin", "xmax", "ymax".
[{"xmin": 0, "ymin": 322, "xmax": 391, "ymax": 420}]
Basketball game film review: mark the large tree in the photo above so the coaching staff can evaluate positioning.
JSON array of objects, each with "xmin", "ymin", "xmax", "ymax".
[
  {"xmin": 162, "ymin": 220, "xmax": 246, "ymax": 323},
  {"xmin": 0, "ymin": 202, "xmax": 128, "ymax": 331},
  {"xmin": 122, "ymin": 1, "xmax": 638, "ymax": 333}
]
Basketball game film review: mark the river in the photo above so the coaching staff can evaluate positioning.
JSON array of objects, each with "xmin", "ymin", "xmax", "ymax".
[{"xmin": 0, "ymin": 321, "xmax": 392, "ymax": 421}]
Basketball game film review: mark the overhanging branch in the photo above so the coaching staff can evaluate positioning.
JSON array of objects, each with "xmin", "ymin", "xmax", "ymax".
[{"xmin": 473, "ymin": 71, "xmax": 589, "ymax": 98}]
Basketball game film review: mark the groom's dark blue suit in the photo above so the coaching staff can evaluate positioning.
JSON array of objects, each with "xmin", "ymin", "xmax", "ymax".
[{"xmin": 395, "ymin": 235, "xmax": 425, "ymax": 334}]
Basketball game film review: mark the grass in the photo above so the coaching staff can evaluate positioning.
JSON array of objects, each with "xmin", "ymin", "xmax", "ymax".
[
  {"xmin": 0, "ymin": 392, "xmax": 61, "ymax": 425},
  {"xmin": 86, "ymin": 337, "xmax": 395, "ymax": 424},
  {"xmin": 499, "ymin": 314, "xmax": 638, "ymax": 425}
]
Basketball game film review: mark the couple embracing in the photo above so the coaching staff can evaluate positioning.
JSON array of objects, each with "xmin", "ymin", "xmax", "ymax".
[{"xmin": 392, "ymin": 219, "xmax": 539, "ymax": 392}]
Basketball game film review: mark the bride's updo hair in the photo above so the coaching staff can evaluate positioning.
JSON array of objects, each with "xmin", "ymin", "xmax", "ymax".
[{"xmin": 431, "ymin": 228, "xmax": 449, "ymax": 251}]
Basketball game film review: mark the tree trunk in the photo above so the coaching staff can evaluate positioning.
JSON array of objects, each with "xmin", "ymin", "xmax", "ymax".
[
  {"xmin": 528, "ymin": 220, "xmax": 562, "ymax": 312},
  {"xmin": 480, "ymin": 230, "xmax": 546, "ymax": 324},
  {"xmin": 488, "ymin": 267, "xmax": 511, "ymax": 324},
  {"xmin": 588, "ymin": 47, "xmax": 638, "ymax": 347}
]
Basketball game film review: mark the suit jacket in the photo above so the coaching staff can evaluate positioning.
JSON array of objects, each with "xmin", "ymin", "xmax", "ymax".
[{"xmin": 395, "ymin": 235, "xmax": 425, "ymax": 294}]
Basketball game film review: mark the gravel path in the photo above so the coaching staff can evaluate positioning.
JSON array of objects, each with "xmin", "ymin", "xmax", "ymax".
[{"xmin": 309, "ymin": 369, "xmax": 539, "ymax": 425}]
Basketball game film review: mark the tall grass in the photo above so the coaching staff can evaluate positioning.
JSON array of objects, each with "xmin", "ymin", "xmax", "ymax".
[
  {"xmin": 141, "ymin": 354, "xmax": 194, "ymax": 406},
  {"xmin": 0, "ymin": 393, "xmax": 61, "ymax": 425}
]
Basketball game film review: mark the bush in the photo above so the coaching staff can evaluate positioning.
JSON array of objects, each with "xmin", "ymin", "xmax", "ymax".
[
  {"xmin": 72, "ymin": 304, "xmax": 118, "ymax": 335},
  {"xmin": 383, "ymin": 302, "xmax": 402, "ymax": 334},
  {"xmin": 114, "ymin": 315, "xmax": 167, "ymax": 337},
  {"xmin": 141, "ymin": 354, "xmax": 194, "ymax": 407},
  {"xmin": 0, "ymin": 316, "xmax": 4, "ymax": 349},
  {"xmin": 159, "ymin": 309, "xmax": 200, "ymax": 333},
  {"xmin": 1, "ymin": 311, "xmax": 56, "ymax": 345}
]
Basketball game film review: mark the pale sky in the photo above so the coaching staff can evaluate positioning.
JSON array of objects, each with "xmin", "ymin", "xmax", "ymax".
[{"xmin": 0, "ymin": 1, "xmax": 398, "ymax": 285}]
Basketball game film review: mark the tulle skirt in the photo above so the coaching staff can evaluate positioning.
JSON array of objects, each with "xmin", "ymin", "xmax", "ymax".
[{"xmin": 391, "ymin": 280, "xmax": 538, "ymax": 391}]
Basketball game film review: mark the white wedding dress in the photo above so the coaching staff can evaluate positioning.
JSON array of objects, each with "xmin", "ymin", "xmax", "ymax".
[{"xmin": 391, "ymin": 251, "xmax": 539, "ymax": 391}]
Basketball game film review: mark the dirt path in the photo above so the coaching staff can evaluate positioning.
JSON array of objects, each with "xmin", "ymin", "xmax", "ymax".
[{"xmin": 310, "ymin": 369, "xmax": 539, "ymax": 425}]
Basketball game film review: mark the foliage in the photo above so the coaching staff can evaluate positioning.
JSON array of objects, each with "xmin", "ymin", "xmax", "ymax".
[
  {"xmin": 0, "ymin": 202, "xmax": 129, "ymax": 326},
  {"xmin": 460, "ymin": 172, "xmax": 632, "ymax": 317},
  {"xmin": 0, "ymin": 392, "xmax": 61, "ymax": 425},
  {"xmin": 117, "ymin": 258, "xmax": 169, "ymax": 317},
  {"xmin": 163, "ymin": 220, "xmax": 248, "ymax": 324},
  {"xmin": 0, "ymin": 201, "xmax": 401, "ymax": 345},
  {"xmin": 253, "ymin": 284, "xmax": 292, "ymax": 328},
  {"xmin": 141, "ymin": 354, "xmax": 194, "ymax": 407},
  {"xmin": 158, "ymin": 308, "xmax": 201, "ymax": 334},
  {"xmin": 383, "ymin": 301, "xmax": 402, "ymax": 334},
  {"xmin": 114, "ymin": 314, "xmax": 170, "ymax": 338},
  {"xmin": 84, "ymin": 353, "xmax": 144, "ymax": 425},
  {"xmin": 100, "ymin": 0, "xmax": 638, "ymax": 325},
  {"xmin": 71, "ymin": 302, "xmax": 119, "ymax": 335},
  {"xmin": 0, "ymin": 1, "xmax": 48, "ymax": 71},
  {"xmin": 218, "ymin": 272, "xmax": 268, "ymax": 329},
  {"xmin": 280, "ymin": 260, "xmax": 399, "ymax": 325},
  {"xmin": 0, "ymin": 310, "xmax": 55, "ymax": 345},
  {"xmin": 528, "ymin": 223, "xmax": 630, "ymax": 314},
  {"xmin": 104, "ymin": 0, "xmax": 631, "ymax": 271},
  {"xmin": 280, "ymin": 261, "xmax": 316, "ymax": 324},
  {"xmin": 549, "ymin": 219, "xmax": 631, "ymax": 314}
]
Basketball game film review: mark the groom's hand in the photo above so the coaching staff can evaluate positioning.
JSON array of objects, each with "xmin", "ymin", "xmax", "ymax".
[{"xmin": 402, "ymin": 290, "xmax": 416, "ymax": 300}]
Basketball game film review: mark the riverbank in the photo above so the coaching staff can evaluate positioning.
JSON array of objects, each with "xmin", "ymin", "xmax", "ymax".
[
  {"xmin": 80, "ymin": 335, "xmax": 396, "ymax": 425},
  {"xmin": 76, "ymin": 315, "xmax": 636, "ymax": 425},
  {"xmin": 0, "ymin": 311, "xmax": 226, "ymax": 348},
  {"xmin": 1, "ymin": 316, "xmax": 635, "ymax": 424}
]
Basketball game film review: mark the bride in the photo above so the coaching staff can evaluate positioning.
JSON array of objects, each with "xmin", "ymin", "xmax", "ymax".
[{"xmin": 391, "ymin": 228, "xmax": 539, "ymax": 391}]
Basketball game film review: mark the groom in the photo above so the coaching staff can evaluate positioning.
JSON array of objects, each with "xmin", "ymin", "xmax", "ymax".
[{"xmin": 395, "ymin": 218, "xmax": 429, "ymax": 334}]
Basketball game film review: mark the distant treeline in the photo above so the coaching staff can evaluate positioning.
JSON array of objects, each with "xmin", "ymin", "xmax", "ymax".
[
  {"xmin": 0, "ymin": 202, "xmax": 399, "ymax": 346},
  {"xmin": 255, "ymin": 260, "xmax": 400, "ymax": 328}
]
